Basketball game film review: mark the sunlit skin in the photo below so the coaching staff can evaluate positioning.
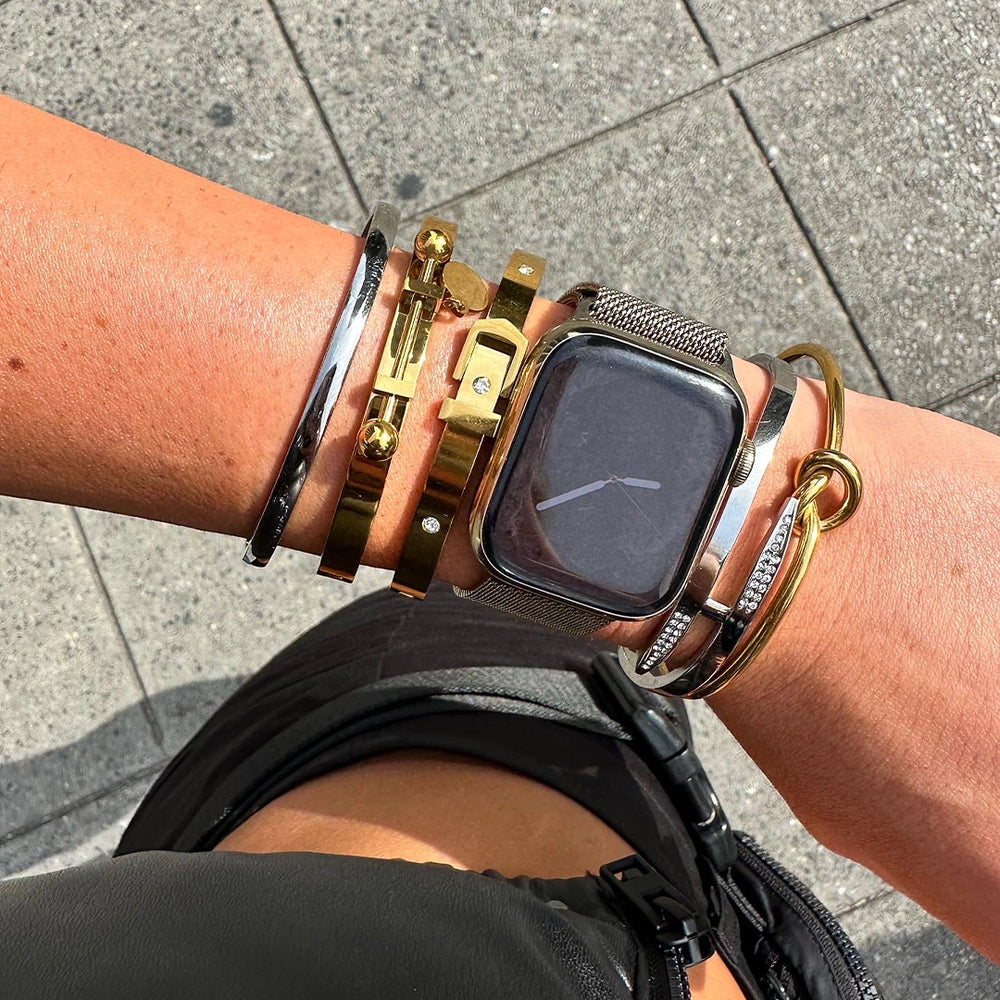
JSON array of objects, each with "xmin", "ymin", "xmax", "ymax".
[{"xmin": 2, "ymin": 92, "xmax": 999, "ymax": 981}]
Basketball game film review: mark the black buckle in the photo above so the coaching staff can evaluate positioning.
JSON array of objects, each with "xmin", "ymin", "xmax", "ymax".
[
  {"xmin": 600, "ymin": 855, "xmax": 715, "ymax": 966},
  {"xmin": 590, "ymin": 652, "xmax": 738, "ymax": 873}
]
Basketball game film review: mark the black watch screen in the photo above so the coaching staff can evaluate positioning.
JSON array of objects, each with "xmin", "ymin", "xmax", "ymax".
[{"xmin": 481, "ymin": 332, "xmax": 744, "ymax": 619}]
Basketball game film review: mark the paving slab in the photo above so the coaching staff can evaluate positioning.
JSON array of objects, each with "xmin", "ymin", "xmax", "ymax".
[
  {"xmin": 433, "ymin": 87, "xmax": 882, "ymax": 395},
  {"xmin": 937, "ymin": 380, "xmax": 1000, "ymax": 435},
  {"xmin": 0, "ymin": 774, "xmax": 152, "ymax": 879},
  {"xmin": 687, "ymin": 702, "xmax": 889, "ymax": 915},
  {"xmin": 0, "ymin": 0, "xmax": 356, "ymax": 225},
  {"xmin": 688, "ymin": 0, "xmax": 903, "ymax": 69},
  {"xmin": 274, "ymin": 0, "xmax": 716, "ymax": 208},
  {"xmin": 76, "ymin": 509, "xmax": 388, "ymax": 752},
  {"xmin": 0, "ymin": 499, "xmax": 162, "ymax": 837},
  {"xmin": 733, "ymin": 0, "xmax": 1000, "ymax": 405},
  {"xmin": 838, "ymin": 890, "xmax": 1000, "ymax": 999}
]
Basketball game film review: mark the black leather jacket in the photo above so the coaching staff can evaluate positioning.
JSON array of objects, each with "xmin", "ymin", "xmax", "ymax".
[{"xmin": 3, "ymin": 586, "xmax": 882, "ymax": 1000}]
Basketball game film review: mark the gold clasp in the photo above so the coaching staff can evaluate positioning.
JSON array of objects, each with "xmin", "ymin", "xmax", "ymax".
[
  {"xmin": 451, "ymin": 317, "xmax": 528, "ymax": 396},
  {"xmin": 439, "ymin": 318, "xmax": 528, "ymax": 437}
]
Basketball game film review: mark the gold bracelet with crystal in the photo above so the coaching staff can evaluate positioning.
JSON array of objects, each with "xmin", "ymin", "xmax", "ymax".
[
  {"xmin": 391, "ymin": 249, "xmax": 545, "ymax": 599},
  {"xmin": 317, "ymin": 216, "xmax": 487, "ymax": 582}
]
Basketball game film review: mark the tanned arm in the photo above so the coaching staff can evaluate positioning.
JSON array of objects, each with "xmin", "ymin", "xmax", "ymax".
[{"xmin": 2, "ymin": 95, "xmax": 997, "ymax": 959}]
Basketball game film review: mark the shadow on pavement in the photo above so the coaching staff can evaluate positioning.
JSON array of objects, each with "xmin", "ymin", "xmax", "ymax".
[{"xmin": 0, "ymin": 677, "xmax": 243, "ymax": 866}]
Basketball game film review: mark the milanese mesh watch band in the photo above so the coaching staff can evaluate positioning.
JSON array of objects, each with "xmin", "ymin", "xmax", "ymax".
[
  {"xmin": 455, "ymin": 284, "xmax": 732, "ymax": 635},
  {"xmin": 579, "ymin": 284, "xmax": 728, "ymax": 366}
]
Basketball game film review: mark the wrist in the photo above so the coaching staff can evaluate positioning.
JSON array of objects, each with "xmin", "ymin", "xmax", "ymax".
[
  {"xmin": 231, "ymin": 200, "xmax": 837, "ymax": 669},
  {"xmin": 303, "ymin": 269, "xmax": 828, "ymax": 662}
]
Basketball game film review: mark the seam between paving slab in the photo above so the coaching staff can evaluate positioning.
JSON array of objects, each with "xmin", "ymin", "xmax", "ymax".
[
  {"xmin": 721, "ymin": 0, "xmax": 918, "ymax": 84},
  {"xmin": 265, "ymin": 0, "xmax": 369, "ymax": 214},
  {"xmin": 679, "ymin": 0, "xmax": 724, "ymax": 67},
  {"xmin": 394, "ymin": 0, "xmax": 919, "ymax": 225},
  {"xmin": 66, "ymin": 508, "xmax": 165, "ymax": 748},
  {"xmin": 0, "ymin": 759, "xmax": 166, "ymax": 849},
  {"xmin": 680, "ymin": 0, "xmax": 899, "ymax": 399},
  {"xmin": 832, "ymin": 884, "xmax": 901, "ymax": 921},
  {"xmin": 928, "ymin": 370, "xmax": 1000, "ymax": 411},
  {"xmin": 725, "ymin": 88, "xmax": 895, "ymax": 397},
  {"xmin": 403, "ymin": 75, "xmax": 722, "ymax": 223}
]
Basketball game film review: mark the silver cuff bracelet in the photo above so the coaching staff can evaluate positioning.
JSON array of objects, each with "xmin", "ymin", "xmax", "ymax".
[
  {"xmin": 618, "ymin": 353, "xmax": 798, "ymax": 692},
  {"xmin": 244, "ymin": 202, "xmax": 400, "ymax": 567}
]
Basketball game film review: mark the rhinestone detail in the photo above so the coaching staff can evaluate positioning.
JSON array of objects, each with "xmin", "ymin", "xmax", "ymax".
[
  {"xmin": 638, "ymin": 608, "xmax": 694, "ymax": 671},
  {"xmin": 421, "ymin": 516, "xmax": 441, "ymax": 535},
  {"xmin": 735, "ymin": 510, "xmax": 795, "ymax": 615},
  {"xmin": 472, "ymin": 376, "xmax": 491, "ymax": 395}
]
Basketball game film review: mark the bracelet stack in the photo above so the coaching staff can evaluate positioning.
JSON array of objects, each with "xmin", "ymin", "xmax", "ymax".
[
  {"xmin": 244, "ymin": 204, "xmax": 546, "ymax": 598},
  {"xmin": 244, "ymin": 200, "xmax": 862, "ymax": 703}
]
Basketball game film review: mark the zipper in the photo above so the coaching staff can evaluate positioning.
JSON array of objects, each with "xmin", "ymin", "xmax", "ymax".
[
  {"xmin": 600, "ymin": 855, "xmax": 705, "ymax": 1000},
  {"xmin": 730, "ymin": 834, "xmax": 883, "ymax": 1000},
  {"xmin": 636, "ymin": 925, "xmax": 691, "ymax": 1000},
  {"xmin": 717, "ymin": 866, "xmax": 766, "ymax": 935},
  {"xmin": 662, "ymin": 947, "xmax": 693, "ymax": 1000}
]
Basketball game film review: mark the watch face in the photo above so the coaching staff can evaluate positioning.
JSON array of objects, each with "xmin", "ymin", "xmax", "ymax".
[{"xmin": 481, "ymin": 331, "xmax": 744, "ymax": 619}]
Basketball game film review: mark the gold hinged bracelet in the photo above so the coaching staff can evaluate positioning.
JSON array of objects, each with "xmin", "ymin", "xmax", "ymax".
[
  {"xmin": 317, "ymin": 217, "xmax": 488, "ymax": 582},
  {"xmin": 390, "ymin": 249, "xmax": 546, "ymax": 599}
]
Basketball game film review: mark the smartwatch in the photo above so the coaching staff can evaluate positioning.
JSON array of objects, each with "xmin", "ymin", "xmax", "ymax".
[{"xmin": 459, "ymin": 284, "xmax": 791, "ymax": 648}]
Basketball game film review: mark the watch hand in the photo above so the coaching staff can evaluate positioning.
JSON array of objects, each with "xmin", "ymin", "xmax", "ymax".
[
  {"xmin": 617, "ymin": 477, "xmax": 661, "ymax": 491},
  {"xmin": 536, "ymin": 475, "xmax": 663, "ymax": 512},
  {"xmin": 608, "ymin": 474, "xmax": 668, "ymax": 542},
  {"xmin": 535, "ymin": 478, "xmax": 611, "ymax": 512}
]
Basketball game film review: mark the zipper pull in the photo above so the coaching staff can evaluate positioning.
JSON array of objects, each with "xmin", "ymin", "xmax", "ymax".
[{"xmin": 600, "ymin": 854, "xmax": 715, "ymax": 967}]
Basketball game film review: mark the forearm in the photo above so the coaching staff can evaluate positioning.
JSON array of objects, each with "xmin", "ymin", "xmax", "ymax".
[
  {"xmin": 0, "ymin": 96, "xmax": 402, "ymax": 564},
  {"xmin": 0, "ymin": 96, "xmax": 571, "ymax": 597},
  {"xmin": 0, "ymin": 96, "xmax": 770, "ymax": 653},
  {"xmin": 3, "ymin": 96, "xmax": 998, "ymax": 956},
  {"xmin": 713, "ymin": 387, "xmax": 1000, "ymax": 958}
]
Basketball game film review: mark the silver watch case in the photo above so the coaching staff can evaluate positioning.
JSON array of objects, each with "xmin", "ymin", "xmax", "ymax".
[{"xmin": 468, "ymin": 318, "xmax": 750, "ymax": 622}]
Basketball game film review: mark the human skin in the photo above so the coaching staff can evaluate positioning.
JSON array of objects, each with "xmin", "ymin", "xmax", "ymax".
[{"xmin": 2, "ymin": 93, "xmax": 998, "ymax": 972}]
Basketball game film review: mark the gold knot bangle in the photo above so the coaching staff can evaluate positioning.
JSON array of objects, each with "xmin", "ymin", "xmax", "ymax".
[{"xmin": 691, "ymin": 343, "xmax": 863, "ymax": 698}]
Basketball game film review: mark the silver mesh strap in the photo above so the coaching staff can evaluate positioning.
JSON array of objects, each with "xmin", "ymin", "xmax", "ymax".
[
  {"xmin": 458, "ymin": 284, "xmax": 731, "ymax": 635},
  {"xmin": 454, "ymin": 578, "xmax": 613, "ymax": 636},
  {"xmin": 582, "ymin": 285, "xmax": 728, "ymax": 365}
]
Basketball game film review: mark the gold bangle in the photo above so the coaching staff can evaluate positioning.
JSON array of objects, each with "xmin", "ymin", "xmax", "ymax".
[
  {"xmin": 691, "ymin": 343, "xmax": 863, "ymax": 698},
  {"xmin": 317, "ymin": 217, "xmax": 488, "ymax": 582},
  {"xmin": 391, "ymin": 249, "xmax": 545, "ymax": 599}
]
